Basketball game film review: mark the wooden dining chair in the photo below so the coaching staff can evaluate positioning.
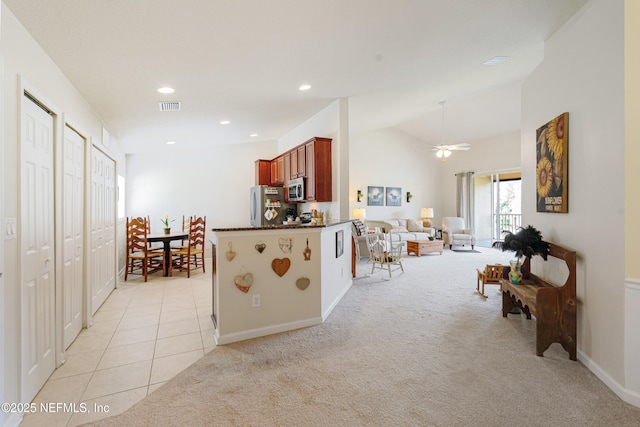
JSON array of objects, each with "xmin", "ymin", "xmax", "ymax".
[
  {"xmin": 125, "ymin": 216, "xmax": 167, "ymax": 281},
  {"xmin": 171, "ymin": 216, "xmax": 206, "ymax": 278},
  {"xmin": 170, "ymin": 215, "xmax": 192, "ymax": 249},
  {"xmin": 146, "ymin": 215, "xmax": 164, "ymax": 252}
]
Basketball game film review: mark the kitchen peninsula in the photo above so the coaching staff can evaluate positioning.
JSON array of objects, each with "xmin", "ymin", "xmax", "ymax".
[{"xmin": 210, "ymin": 221, "xmax": 352, "ymax": 345}]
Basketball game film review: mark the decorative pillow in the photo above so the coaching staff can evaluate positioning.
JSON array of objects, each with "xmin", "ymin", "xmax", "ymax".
[
  {"xmin": 386, "ymin": 219, "xmax": 400, "ymax": 228},
  {"xmin": 352, "ymin": 219, "xmax": 366, "ymax": 236},
  {"xmin": 390, "ymin": 227, "xmax": 409, "ymax": 234},
  {"xmin": 406, "ymin": 219, "xmax": 424, "ymax": 232}
]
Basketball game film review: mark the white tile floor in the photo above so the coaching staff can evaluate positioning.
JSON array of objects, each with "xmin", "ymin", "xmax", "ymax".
[{"xmin": 21, "ymin": 269, "xmax": 214, "ymax": 427}]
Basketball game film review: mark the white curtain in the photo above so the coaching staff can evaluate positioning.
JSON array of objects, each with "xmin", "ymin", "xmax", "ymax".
[{"xmin": 456, "ymin": 172, "xmax": 474, "ymax": 229}]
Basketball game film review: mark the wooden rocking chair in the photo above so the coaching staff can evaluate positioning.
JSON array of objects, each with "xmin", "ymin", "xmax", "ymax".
[{"xmin": 476, "ymin": 264, "xmax": 506, "ymax": 298}]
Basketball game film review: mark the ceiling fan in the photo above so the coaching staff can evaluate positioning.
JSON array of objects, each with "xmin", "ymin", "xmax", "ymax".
[{"xmin": 432, "ymin": 100, "xmax": 470, "ymax": 162}]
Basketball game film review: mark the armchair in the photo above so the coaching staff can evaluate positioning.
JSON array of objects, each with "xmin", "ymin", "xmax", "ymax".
[{"xmin": 442, "ymin": 217, "xmax": 476, "ymax": 250}]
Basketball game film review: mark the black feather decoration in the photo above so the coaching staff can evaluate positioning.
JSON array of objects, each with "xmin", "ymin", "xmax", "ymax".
[{"xmin": 492, "ymin": 225, "xmax": 550, "ymax": 260}]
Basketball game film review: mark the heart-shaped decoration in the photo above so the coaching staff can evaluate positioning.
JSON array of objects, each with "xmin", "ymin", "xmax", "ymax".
[
  {"xmin": 271, "ymin": 258, "xmax": 291, "ymax": 277},
  {"xmin": 255, "ymin": 241, "xmax": 266, "ymax": 253},
  {"xmin": 296, "ymin": 277, "xmax": 310, "ymax": 291},
  {"xmin": 278, "ymin": 237, "xmax": 293, "ymax": 254},
  {"xmin": 226, "ymin": 242, "xmax": 236, "ymax": 261},
  {"xmin": 234, "ymin": 273, "xmax": 253, "ymax": 293}
]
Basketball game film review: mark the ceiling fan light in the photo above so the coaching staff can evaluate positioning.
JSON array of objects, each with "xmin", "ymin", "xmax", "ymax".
[
  {"xmin": 444, "ymin": 149, "xmax": 451, "ymax": 157},
  {"xmin": 436, "ymin": 150, "xmax": 443, "ymax": 158}
]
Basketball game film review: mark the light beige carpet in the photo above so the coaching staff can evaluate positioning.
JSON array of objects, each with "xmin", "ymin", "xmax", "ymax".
[{"xmin": 84, "ymin": 247, "xmax": 640, "ymax": 426}]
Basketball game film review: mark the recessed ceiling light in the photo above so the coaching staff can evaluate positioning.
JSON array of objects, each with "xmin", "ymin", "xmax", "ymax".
[
  {"xmin": 166, "ymin": 141, "xmax": 176, "ymax": 145},
  {"xmin": 482, "ymin": 56, "xmax": 509, "ymax": 66},
  {"xmin": 250, "ymin": 133, "xmax": 258, "ymax": 137},
  {"xmin": 299, "ymin": 84, "xmax": 311, "ymax": 91},
  {"xmin": 158, "ymin": 86, "xmax": 175, "ymax": 94},
  {"xmin": 220, "ymin": 120, "xmax": 231, "ymax": 125}
]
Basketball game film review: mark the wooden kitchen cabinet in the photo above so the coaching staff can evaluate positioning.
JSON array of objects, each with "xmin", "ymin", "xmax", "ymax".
[
  {"xmin": 305, "ymin": 137, "xmax": 332, "ymax": 202},
  {"xmin": 283, "ymin": 152, "xmax": 291, "ymax": 185},
  {"xmin": 297, "ymin": 145, "xmax": 306, "ymax": 177},
  {"xmin": 255, "ymin": 136, "xmax": 331, "ymax": 200},
  {"xmin": 270, "ymin": 157, "xmax": 284, "ymax": 185},
  {"xmin": 305, "ymin": 140, "xmax": 315, "ymax": 200},
  {"xmin": 255, "ymin": 159, "xmax": 271, "ymax": 185},
  {"xmin": 290, "ymin": 149, "xmax": 298, "ymax": 178}
]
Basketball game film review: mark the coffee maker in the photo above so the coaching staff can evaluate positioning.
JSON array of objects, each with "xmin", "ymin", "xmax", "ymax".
[{"xmin": 285, "ymin": 207, "xmax": 297, "ymax": 223}]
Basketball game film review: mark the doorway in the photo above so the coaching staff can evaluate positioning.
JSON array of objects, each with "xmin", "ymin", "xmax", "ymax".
[
  {"xmin": 62, "ymin": 124, "xmax": 86, "ymax": 349},
  {"xmin": 20, "ymin": 92, "xmax": 56, "ymax": 403},
  {"xmin": 90, "ymin": 147, "xmax": 116, "ymax": 315},
  {"xmin": 474, "ymin": 172, "xmax": 521, "ymax": 247}
]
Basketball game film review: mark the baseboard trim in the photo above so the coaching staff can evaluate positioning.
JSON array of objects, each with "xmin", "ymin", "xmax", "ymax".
[
  {"xmin": 625, "ymin": 277, "xmax": 640, "ymax": 290},
  {"xmin": 4, "ymin": 412, "xmax": 22, "ymax": 427},
  {"xmin": 578, "ymin": 349, "xmax": 640, "ymax": 408},
  {"xmin": 322, "ymin": 279, "xmax": 353, "ymax": 321},
  {"xmin": 215, "ymin": 317, "xmax": 323, "ymax": 345}
]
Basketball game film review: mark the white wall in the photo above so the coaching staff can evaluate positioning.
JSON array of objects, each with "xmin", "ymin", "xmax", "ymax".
[
  {"xmin": 126, "ymin": 100, "xmax": 345, "ymax": 232},
  {"xmin": 126, "ymin": 139, "xmax": 277, "ymax": 232},
  {"xmin": 279, "ymin": 99, "xmax": 345, "ymax": 222},
  {"xmin": 212, "ymin": 222, "xmax": 351, "ymax": 345},
  {"xmin": 624, "ymin": 0, "xmax": 640, "ymax": 399},
  {"xmin": 1, "ymin": 5, "xmax": 125, "ymax": 425},
  {"xmin": 522, "ymin": 0, "xmax": 632, "ymax": 401},
  {"xmin": 439, "ymin": 131, "xmax": 521, "ymax": 222},
  {"xmin": 349, "ymin": 127, "xmax": 444, "ymax": 225}
]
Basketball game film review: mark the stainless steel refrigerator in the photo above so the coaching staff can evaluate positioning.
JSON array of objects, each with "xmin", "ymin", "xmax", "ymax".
[{"xmin": 250, "ymin": 185, "xmax": 292, "ymax": 226}]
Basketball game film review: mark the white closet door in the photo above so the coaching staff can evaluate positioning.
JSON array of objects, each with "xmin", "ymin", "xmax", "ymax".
[
  {"xmin": 21, "ymin": 95, "xmax": 55, "ymax": 402},
  {"xmin": 90, "ymin": 147, "xmax": 116, "ymax": 314},
  {"xmin": 62, "ymin": 125, "xmax": 85, "ymax": 349}
]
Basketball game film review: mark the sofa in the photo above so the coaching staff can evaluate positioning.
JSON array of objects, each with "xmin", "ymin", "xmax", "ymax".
[{"xmin": 352, "ymin": 218, "xmax": 435, "ymax": 257}]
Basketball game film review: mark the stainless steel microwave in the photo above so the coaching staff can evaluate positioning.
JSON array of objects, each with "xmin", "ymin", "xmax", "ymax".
[{"xmin": 287, "ymin": 177, "xmax": 305, "ymax": 202}]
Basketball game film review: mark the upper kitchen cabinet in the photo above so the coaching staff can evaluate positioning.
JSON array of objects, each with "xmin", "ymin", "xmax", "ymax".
[
  {"xmin": 305, "ymin": 137, "xmax": 332, "ymax": 202},
  {"xmin": 255, "ymin": 160, "xmax": 271, "ymax": 185},
  {"xmin": 289, "ymin": 145, "xmax": 306, "ymax": 179},
  {"xmin": 270, "ymin": 156, "xmax": 284, "ymax": 185},
  {"xmin": 290, "ymin": 148, "xmax": 298, "ymax": 178},
  {"xmin": 297, "ymin": 145, "xmax": 306, "ymax": 177},
  {"xmin": 254, "ymin": 136, "xmax": 332, "ymax": 201},
  {"xmin": 283, "ymin": 152, "xmax": 291, "ymax": 185}
]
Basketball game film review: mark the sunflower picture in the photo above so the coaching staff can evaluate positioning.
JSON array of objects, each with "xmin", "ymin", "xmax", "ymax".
[{"xmin": 536, "ymin": 112, "xmax": 569, "ymax": 213}]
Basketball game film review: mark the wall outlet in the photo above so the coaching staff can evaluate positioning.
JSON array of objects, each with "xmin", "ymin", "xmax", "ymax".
[{"xmin": 252, "ymin": 294, "xmax": 261, "ymax": 307}]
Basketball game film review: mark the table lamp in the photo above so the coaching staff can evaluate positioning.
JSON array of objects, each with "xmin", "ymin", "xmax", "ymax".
[
  {"xmin": 420, "ymin": 207, "xmax": 434, "ymax": 227},
  {"xmin": 352, "ymin": 208, "xmax": 366, "ymax": 220}
]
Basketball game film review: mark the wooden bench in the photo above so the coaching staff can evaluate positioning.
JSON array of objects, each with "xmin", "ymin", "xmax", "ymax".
[{"xmin": 501, "ymin": 242, "xmax": 577, "ymax": 360}]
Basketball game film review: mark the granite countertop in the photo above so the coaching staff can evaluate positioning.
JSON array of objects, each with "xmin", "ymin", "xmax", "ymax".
[{"xmin": 212, "ymin": 220, "xmax": 352, "ymax": 232}]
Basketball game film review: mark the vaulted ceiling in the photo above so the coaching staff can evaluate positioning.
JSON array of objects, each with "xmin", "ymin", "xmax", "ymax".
[{"xmin": 4, "ymin": 0, "xmax": 588, "ymax": 154}]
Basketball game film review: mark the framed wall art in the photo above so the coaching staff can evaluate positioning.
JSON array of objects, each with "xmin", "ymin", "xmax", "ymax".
[
  {"xmin": 367, "ymin": 186, "xmax": 384, "ymax": 206},
  {"xmin": 536, "ymin": 112, "xmax": 569, "ymax": 213},
  {"xmin": 335, "ymin": 230, "xmax": 344, "ymax": 258},
  {"xmin": 386, "ymin": 187, "xmax": 402, "ymax": 207}
]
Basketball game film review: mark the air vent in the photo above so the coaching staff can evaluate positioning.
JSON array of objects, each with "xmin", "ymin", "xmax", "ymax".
[{"xmin": 158, "ymin": 101, "xmax": 181, "ymax": 112}]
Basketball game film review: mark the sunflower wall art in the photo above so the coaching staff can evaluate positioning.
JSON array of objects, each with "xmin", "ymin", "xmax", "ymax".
[{"xmin": 536, "ymin": 112, "xmax": 569, "ymax": 213}]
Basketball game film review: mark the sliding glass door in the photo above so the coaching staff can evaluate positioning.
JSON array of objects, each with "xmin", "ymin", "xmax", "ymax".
[{"xmin": 473, "ymin": 172, "xmax": 521, "ymax": 247}]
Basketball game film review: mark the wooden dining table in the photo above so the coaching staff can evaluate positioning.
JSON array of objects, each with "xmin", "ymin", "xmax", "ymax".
[{"xmin": 147, "ymin": 232, "xmax": 189, "ymax": 276}]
